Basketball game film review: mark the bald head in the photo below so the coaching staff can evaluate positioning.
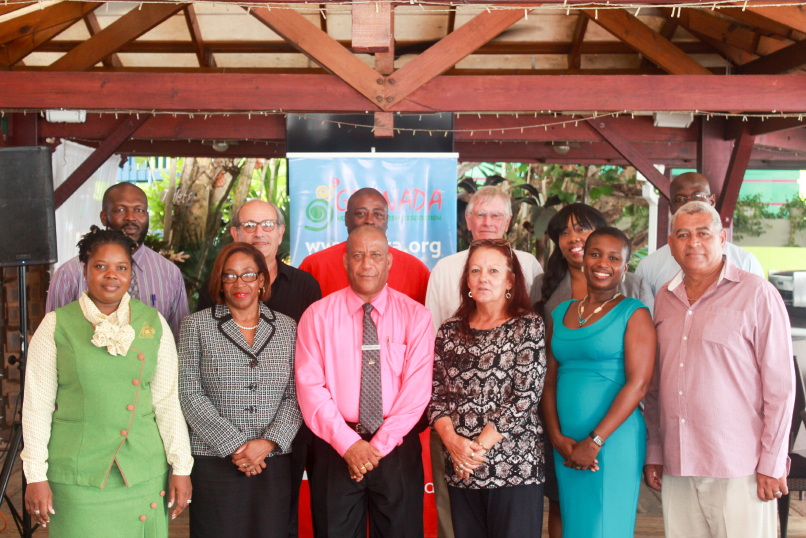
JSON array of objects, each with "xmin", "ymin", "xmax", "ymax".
[
  {"xmin": 346, "ymin": 188, "xmax": 388, "ymax": 234},
  {"xmin": 100, "ymin": 182, "xmax": 149, "ymax": 245},
  {"xmin": 344, "ymin": 225, "xmax": 392, "ymax": 302},
  {"xmin": 670, "ymin": 172, "xmax": 716, "ymax": 214}
]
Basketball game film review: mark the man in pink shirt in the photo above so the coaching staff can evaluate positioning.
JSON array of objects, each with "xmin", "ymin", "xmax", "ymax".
[
  {"xmin": 295, "ymin": 225, "xmax": 435, "ymax": 538},
  {"xmin": 644, "ymin": 201, "xmax": 794, "ymax": 538}
]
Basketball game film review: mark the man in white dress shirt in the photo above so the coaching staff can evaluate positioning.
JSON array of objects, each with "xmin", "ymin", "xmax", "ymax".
[
  {"xmin": 424, "ymin": 185, "xmax": 543, "ymax": 538},
  {"xmin": 636, "ymin": 172, "xmax": 764, "ymax": 297}
]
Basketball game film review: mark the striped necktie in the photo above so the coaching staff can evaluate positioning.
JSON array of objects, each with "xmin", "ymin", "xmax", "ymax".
[{"xmin": 359, "ymin": 303, "xmax": 383, "ymax": 434}]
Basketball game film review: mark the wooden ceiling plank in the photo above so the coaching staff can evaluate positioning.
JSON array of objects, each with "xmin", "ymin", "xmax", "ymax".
[
  {"xmin": 184, "ymin": 5, "xmax": 214, "ymax": 68},
  {"xmin": 2, "ymin": 73, "xmax": 806, "ymax": 113},
  {"xmin": 0, "ymin": 1, "xmax": 100, "ymax": 45},
  {"xmin": 568, "ymin": 14, "xmax": 588, "ymax": 70},
  {"xmin": 84, "ymin": 11, "xmax": 122, "ymax": 68},
  {"xmin": 587, "ymin": 118, "xmax": 672, "ymax": 199},
  {"xmin": 582, "ymin": 8, "xmax": 711, "ymax": 75},
  {"xmin": 736, "ymin": 38, "xmax": 806, "ymax": 74},
  {"xmin": 384, "ymin": 8, "xmax": 528, "ymax": 108},
  {"xmin": 247, "ymin": 6, "xmax": 382, "ymax": 108},
  {"xmin": 737, "ymin": 4, "xmax": 806, "ymax": 35},
  {"xmin": 45, "ymin": 3, "xmax": 184, "ymax": 71},
  {"xmin": 717, "ymin": 122, "xmax": 755, "ymax": 227},
  {"xmin": 352, "ymin": 2, "xmax": 391, "ymax": 53},
  {"xmin": 54, "ymin": 114, "xmax": 151, "ymax": 209}
]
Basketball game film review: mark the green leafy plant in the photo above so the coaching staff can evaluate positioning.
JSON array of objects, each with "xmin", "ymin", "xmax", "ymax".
[
  {"xmin": 733, "ymin": 193, "xmax": 773, "ymax": 241},
  {"xmin": 780, "ymin": 194, "xmax": 806, "ymax": 247}
]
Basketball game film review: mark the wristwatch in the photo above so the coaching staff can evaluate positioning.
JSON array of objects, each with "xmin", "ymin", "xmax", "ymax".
[{"xmin": 589, "ymin": 432, "xmax": 605, "ymax": 447}]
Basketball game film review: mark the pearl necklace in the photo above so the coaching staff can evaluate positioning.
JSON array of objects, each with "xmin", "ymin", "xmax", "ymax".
[
  {"xmin": 577, "ymin": 293, "xmax": 621, "ymax": 327},
  {"xmin": 235, "ymin": 322, "xmax": 259, "ymax": 330}
]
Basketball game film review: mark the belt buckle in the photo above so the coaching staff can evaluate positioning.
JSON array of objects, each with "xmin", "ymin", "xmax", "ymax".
[{"xmin": 355, "ymin": 422, "xmax": 368, "ymax": 434}]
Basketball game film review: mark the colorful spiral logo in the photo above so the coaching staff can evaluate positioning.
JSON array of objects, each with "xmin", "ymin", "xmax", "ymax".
[{"xmin": 304, "ymin": 199, "xmax": 333, "ymax": 231}]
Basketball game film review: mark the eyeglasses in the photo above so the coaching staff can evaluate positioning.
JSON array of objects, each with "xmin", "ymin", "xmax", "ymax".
[
  {"xmin": 470, "ymin": 238, "xmax": 514, "ymax": 258},
  {"xmin": 221, "ymin": 272, "xmax": 259, "ymax": 284},
  {"xmin": 468, "ymin": 210, "xmax": 507, "ymax": 222},
  {"xmin": 672, "ymin": 194, "xmax": 711, "ymax": 206},
  {"xmin": 239, "ymin": 220, "xmax": 278, "ymax": 233}
]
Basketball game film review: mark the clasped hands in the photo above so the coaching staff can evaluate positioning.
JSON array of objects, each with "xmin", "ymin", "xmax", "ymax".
[
  {"xmin": 231, "ymin": 439, "xmax": 275, "ymax": 477},
  {"xmin": 555, "ymin": 435, "xmax": 600, "ymax": 472},
  {"xmin": 344, "ymin": 440, "xmax": 384, "ymax": 482},
  {"xmin": 445, "ymin": 433, "xmax": 488, "ymax": 480}
]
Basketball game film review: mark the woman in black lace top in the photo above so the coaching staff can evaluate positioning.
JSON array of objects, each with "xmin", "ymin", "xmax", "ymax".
[{"xmin": 429, "ymin": 239, "xmax": 547, "ymax": 538}]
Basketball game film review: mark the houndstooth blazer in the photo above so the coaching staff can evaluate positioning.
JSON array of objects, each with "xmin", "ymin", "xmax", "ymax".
[{"xmin": 178, "ymin": 302, "xmax": 302, "ymax": 458}]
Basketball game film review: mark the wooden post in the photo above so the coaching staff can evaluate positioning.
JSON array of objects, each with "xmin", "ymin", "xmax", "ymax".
[
  {"xmin": 697, "ymin": 116, "xmax": 732, "ymax": 197},
  {"xmin": 352, "ymin": 2, "xmax": 392, "ymax": 53}
]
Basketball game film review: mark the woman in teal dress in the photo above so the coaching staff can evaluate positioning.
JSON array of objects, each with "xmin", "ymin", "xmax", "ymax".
[{"xmin": 541, "ymin": 227, "xmax": 656, "ymax": 538}]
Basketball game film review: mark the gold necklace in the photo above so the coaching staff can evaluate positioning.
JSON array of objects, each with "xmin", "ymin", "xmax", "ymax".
[{"xmin": 577, "ymin": 293, "xmax": 621, "ymax": 327}]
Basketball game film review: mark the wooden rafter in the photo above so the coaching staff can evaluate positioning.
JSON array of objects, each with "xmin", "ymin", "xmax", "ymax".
[
  {"xmin": 640, "ymin": 17, "xmax": 677, "ymax": 68},
  {"xmin": 587, "ymin": 118, "xmax": 671, "ymax": 200},
  {"xmin": 719, "ymin": 7, "xmax": 795, "ymax": 38},
  {"xmin": 247, "ymin": 6, "xmax": 382, "ymax": 108},
  {"xmin": 568, "ymin": 14, "xmax": 588, "ymax": 70},
  {"xmin": 384, "ymin": 8, "xmax": 528, "ymax": 108},
  {"xmin": 736, "ymin": 38, "xmax": 806, "ymax": 74},
  {"xmin": 697, "ymin": 116, "xmax": 731, "ymax": 195},
  {"xmin": 184, "ymin": 5, "xmax": 215, "ymax": 68},
  {"xmin": 717, "ymin": 122, "xmax": 755, "ymax": 227},
  {"xmin": 1, "ymin": 19, "xmax": 79, "ymax": 67},
  {"xmin": 84, "ymin": 11, "xmax": 122, "ymax": 68},
  {"xmin": 45, "ymin": 3, "xmax": 184, "ymax": 71},
  {"xmin": 2, "ymin": 73, "xmax": 806, "ymax": 113},
  {"xmin": 738, "ymin": 4, "xmax": 806, "ymax": 35},
  {"xmin": 54, "ymin": 114, "xmax": 151, "ymax": 208},
  {"xmin": 0, "ymin": 3, "xmax": 33, "ymax": 17},
  {"xmin": 583, "ymin": 8, "xmax": 711, "ymax": 75},
  {"xmin": 0, "ymin": 1, "xmax": 100, "ymax": 45}
]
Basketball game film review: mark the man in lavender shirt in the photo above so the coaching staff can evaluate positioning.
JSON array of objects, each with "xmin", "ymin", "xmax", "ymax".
[
  {"xmin": 46, "ymin": 183, "xmax": 189, "ymax": 340},
  {"xmin": 644, "ymin": 201, "xmax": 794, "ymax": 538}
]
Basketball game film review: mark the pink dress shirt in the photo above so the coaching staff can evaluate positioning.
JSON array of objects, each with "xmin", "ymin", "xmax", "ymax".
[
  {"xmin": 295, "ymin": 286, "xmax": 435, "ymax": 457},
  {"xmin": 645, "ymin": 259, "xmax": 795, "ymax": 479}
]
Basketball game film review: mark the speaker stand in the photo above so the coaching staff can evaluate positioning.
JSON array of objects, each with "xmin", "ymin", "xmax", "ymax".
[{"xmin": 0, "ymin": 266, "xmax": 38, "ymax": 537}]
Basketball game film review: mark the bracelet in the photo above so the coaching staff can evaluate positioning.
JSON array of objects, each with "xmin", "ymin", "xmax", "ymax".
[{"xmin": 473, "ymin": 437, "xmax": 488, "ymax": 451}]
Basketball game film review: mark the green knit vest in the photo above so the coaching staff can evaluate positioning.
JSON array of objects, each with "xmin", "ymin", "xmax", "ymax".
[{"xmin": 47, "ymin": 299, "xmax": 170, "ymax": 489}]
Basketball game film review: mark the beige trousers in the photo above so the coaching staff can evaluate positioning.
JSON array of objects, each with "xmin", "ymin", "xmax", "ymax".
[
  {"xmin": 661, "ymin": 474, "xmax": 777, "ymax": 538},
  {"xmin": 430, "ymin": 430, "xmax": 455, "ymax": 538}
]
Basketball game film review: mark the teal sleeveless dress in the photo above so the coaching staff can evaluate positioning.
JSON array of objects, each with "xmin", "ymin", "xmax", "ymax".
[{"xmin": 550, "ymin": 297, "xmax": 647, "ymax": 538}]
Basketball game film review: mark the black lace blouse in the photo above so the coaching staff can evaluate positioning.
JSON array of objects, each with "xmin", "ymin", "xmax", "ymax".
[{"xmin": 428, "ymin": 312, "xmax": 547, "ymax": 489}]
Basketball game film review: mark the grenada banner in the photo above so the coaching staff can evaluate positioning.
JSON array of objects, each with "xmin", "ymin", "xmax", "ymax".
[{"xmin": 288, "ymin": 153, "xmax": 458, "ymax": 270}]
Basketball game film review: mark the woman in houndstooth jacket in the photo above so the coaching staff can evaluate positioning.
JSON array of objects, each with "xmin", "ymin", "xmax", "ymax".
[{"xmin": 178, "ymin": 242, "xmax": 302, "ymax": 538}]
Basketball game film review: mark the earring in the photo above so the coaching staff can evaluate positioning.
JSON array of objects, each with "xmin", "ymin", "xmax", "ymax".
[
  {"xmin": 468, "ymin": 291, "xmax": 472, "ymax": 298},
  {"xmin": 506, "ymin": 290, "xmax": 512, "ymax": 299},
  {"xmin": 259, "ymin": 287, "xmax": 266, "ymax": 296},
  {"xmin": 622, "ymin": 273, "xmax": 626, "ymax": 283}
]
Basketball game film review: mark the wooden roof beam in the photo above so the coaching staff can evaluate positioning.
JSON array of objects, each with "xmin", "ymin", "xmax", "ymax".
[
  {"xmin": 384, "ymin": 8, "xmax": 528, "ymax": 108},
  {"xmin": 247, "ymin": 6, "xmax": 382, "ymax": 108},
  {"xmin": 0, "ymin": 1, "xmax": 100, "ymax": 45},
  {"xmin": 54, "ymin": 114, "xmax": 151, "ymax": 209},
  {"xmin": 185, "ymin": 6, "xmax": 215, "ymax": 68},
  {"xmin": 2, "ymin": 73, "xmax": 805, "ymax": 113},
  {"xmin": 0, "ymin": 3, "xmax": 34, "ymax": 18},
  {"xmin": 736, "ymin": 4, "xmax": 806, "ymax": 35},
  {"xmin": 568, "ymin": 14, "xmax": 588, "ymax": 69},
  {"xmin": 84, "ymin": 11, "xmax": 122, "ymax": 68},
  {"xmin": 718, "ymin": 7, "xmax": 795, "ymax": 38},
  {"xmin": 717, "ymin": 122, "xmax": 755, "ymax": 227},
  {"xmin": 45, "ymin": 3, "xmax": 184, "ymax": 71},
  {"xmin": 587, "ymin": 117, "xmax": 672, "ymax": 199},
  {"xmin": 582, "ymin": 9, "xmax": 711, "ymax": 75},
  {"xmin": 736, "ymin": 38, "xmax": 806, "ymax": 74}
]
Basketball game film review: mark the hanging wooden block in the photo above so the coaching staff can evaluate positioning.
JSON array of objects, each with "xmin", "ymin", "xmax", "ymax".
[
  {"xmin": 374, "ymin": 112, "xmax": 394, "ymax": 138},
  {"xmin": 352, "ymin": 2, "xmax": 392, "ymax": 53}
]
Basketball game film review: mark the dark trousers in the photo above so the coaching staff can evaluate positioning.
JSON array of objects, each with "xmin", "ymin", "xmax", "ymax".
[
  {"xmin": 447, "ymin": 483, "xmax": 544, "ymax": 538},
  {"xmin": 189, "ymin": 454, "xmax": 291, "ymax": 538},
  {"xmin": 310, "ymin": 430, "xmax": 425, "ymax": 538},
  {"xmin": 289, "ymin": 423, "xmax": 328, "ymax": 538}
]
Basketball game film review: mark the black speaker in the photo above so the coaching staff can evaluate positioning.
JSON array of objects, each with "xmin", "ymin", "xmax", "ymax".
[{"xmin": 0, "ymin": 146, "xmax": 58, "ymax": 267}]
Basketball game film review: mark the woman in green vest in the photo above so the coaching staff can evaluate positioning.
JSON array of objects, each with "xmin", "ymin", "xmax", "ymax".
[{"xmin": 21, "ymin": 226, "xmax": 194, "ymax": 537}]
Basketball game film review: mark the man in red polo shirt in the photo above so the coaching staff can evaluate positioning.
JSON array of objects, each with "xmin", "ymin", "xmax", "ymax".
[{"xmin": 299, "ymin": 188, "xmax": 430, "ymax": 304}]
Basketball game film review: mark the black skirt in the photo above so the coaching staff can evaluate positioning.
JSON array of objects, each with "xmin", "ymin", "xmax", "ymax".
[{"xmin": 189, "ymin": 453, "xmax": 292, "ymax": 538}]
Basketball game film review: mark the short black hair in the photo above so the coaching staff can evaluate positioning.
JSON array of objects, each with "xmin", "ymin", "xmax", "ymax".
[
  {"xmin": 77, "ymin": 225, "xmax": 138, "ymax": 265},
  {"xmin": 584, "ymin": 226, "xmax": 632, "ymax": 260}
]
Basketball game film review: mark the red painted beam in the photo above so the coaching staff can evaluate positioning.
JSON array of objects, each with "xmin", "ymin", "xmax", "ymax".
[
  {"xmin": 697, "ymin": 116, "xmax": 732, "ymax": 197},
  {"xmin": 85, "ymin": 139, "xmax": 286, "ymax": 158},
  {"xmin": 754, "ymin": 127, "xmax": 806, "ymax": 152},
  {"xmin": 455, "ymin": 140, "xmax": 697, "ymax": 163},
  {"xmin": 39, "ymin": 113, "xmax": 286, "ymax": 140},
  {"xmin": 586, "ymin": 118, "xmax": 672, "ymax": 200},
  {"xmin": 717, "ymin": 123, "xmax": 756, "ymax": 227},
  {"xmin": 1, "ymin": 73, "xmax": 805, "ymax": 113},
  {"xmin": 54, "ymin": 114, "xmax": 150, "ymax": 209}
]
